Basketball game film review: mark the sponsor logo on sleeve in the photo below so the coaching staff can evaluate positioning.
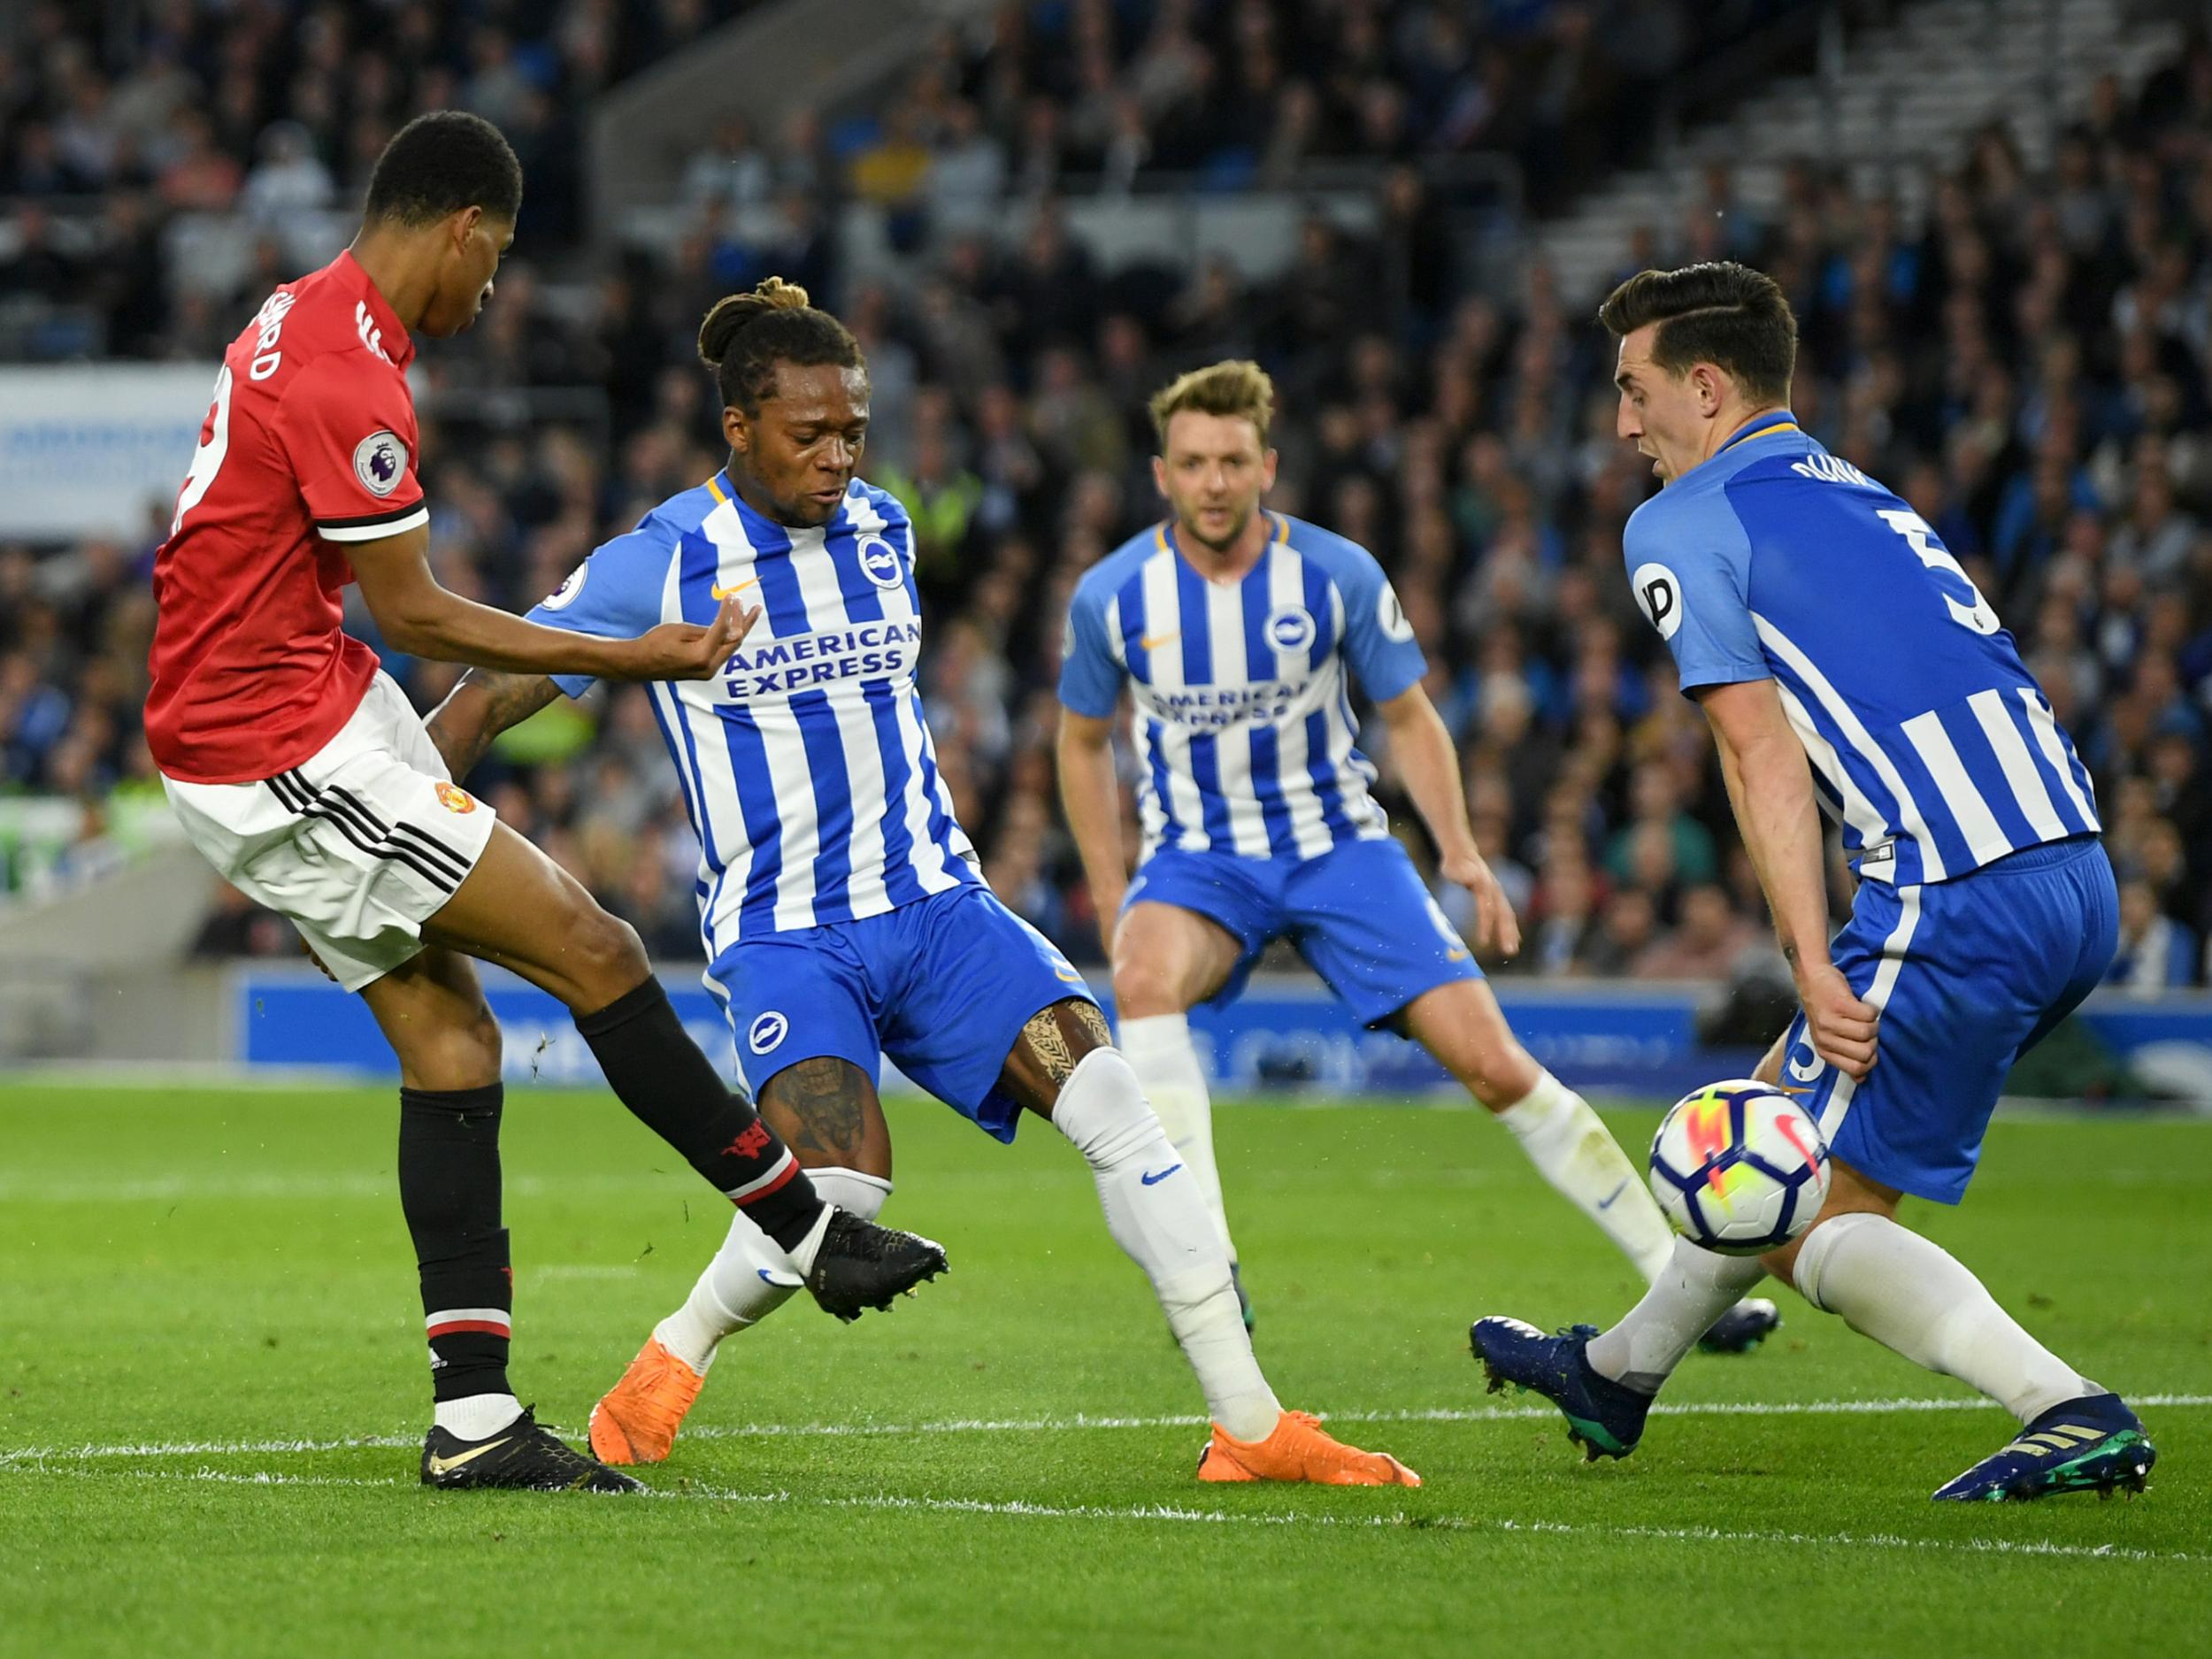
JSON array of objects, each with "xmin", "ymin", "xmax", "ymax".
[
  {"xmin": 540, "ymin": 563, "xmax": 588, "ymax": 611},
  {"xmin": 353, "ymin": 430, "xmax": 408, "ymax": 497},
  {"xmin": 1629, "ymin": 562, "xmax": 1684, "ymax": 640},
  {"xmin": 1377, "ymin": 582, "xmax": 1415, "ymax": 642}
]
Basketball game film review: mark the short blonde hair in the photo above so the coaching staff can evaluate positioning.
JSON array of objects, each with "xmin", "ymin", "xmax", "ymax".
[{"xmin": 1148, "ymin": 359, "xmax": 1275, "ymax": 449}]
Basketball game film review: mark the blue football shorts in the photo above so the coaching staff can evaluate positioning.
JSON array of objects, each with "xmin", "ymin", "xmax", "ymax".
[
  {"xmin": 706, "ymin": 883, "xmax": 1096, "ymax": 1142},
  {"xmin": 1779, "ymin": 835, "xmax": 2117, "ymax": 1204},
  {"xmin": 1122, "ymin": 836, "xmax": 1480, "ymax": 1028}
]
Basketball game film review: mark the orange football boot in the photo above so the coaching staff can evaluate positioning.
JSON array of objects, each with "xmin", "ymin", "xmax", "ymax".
[
  {"xmin": 1195, "ymin": 1409, "xmax": 1422, "ymax": 1486},
  {"xmin": 588, "ymin": 1336, "xmax": 705, "ymax": 1466}
]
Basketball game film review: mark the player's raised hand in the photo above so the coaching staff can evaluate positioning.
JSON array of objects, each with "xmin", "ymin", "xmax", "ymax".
[
  {"xmin": 1441, "ymin": 849, "xmax": 1521, "ymax": 959},
  {"xmin": 1798, "ymin": 962, "xmax": 1879, "ymax": 1079},
  {"xmin": 627, "ymin": 596, "xmax": 762, "ymax": 680}
]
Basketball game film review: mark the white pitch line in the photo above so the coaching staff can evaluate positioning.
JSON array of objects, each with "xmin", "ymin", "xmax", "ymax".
[
  {"xmin": 4, "ymin": 1393, "xmax": 2208, "ymax": 1467},
  {"xmin": 12, "ymin": 1465, "xmax": 2198, "ymax": 1566}
]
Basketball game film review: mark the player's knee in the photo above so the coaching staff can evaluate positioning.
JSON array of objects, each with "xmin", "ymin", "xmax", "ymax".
[
  {"xmin": 461, "ymin": 996, "xmax": 503, "ymax": 1074},
  {"xmin": 1111, "ymin": 956, "xmax": 1187, "ymax": 1020},
  {"xmin": 402, "ymin": 996, "xmax": 503, "ymax": 1091},
  {"xmin": 565, "ymin": 906, "xmax": 650, "ymax": 1001}
]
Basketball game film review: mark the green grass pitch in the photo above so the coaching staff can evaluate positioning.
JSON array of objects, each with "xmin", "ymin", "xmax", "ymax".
[{"xmin": 1, "ymin": 1079, "xmax": 2205, "ymax": 1657}]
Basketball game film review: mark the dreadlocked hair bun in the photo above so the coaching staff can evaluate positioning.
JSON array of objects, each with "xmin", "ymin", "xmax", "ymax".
[
  {"xmin": 696, "ymin": 277, "xmax": 813, "ymax": 367},
  {"xmin": 695, "ymin": 276, "xmax": 863, "ymax": 413}
]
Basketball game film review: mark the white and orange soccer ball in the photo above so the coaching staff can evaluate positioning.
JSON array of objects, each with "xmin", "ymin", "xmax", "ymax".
[{"xmin": 1648, "ymin": 1079, "xmax": 1832, "ymax": 1255}]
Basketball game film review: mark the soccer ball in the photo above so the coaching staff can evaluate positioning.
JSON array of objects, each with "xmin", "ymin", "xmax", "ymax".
[{"xmin": 1648, "ymin": 1079, "xmax": 1832, "ymax": 1255}]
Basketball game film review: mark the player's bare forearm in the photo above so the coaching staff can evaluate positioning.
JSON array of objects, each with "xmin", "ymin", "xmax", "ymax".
[
  {"xmin": 1378, "ymin": 686, "xmax": 1478, "ymax": 864},
  {"xmin": 1699, "ymin": 680, "xmax": 1830, "ymax": 977},
  {"xmin": 1055, "ymin": 710, "xmax": 1129, "ymax": 940},
  {"xmin": 348, "ymin": 524, "xmax": 754, "ymax": 681},
  {"xmin": 426, "ymin": 670, "xmax": 561, "ymax": 780},
  {"xmin": 1378, "ymin": 685, "xmax": 1518, "ymax": 953}
]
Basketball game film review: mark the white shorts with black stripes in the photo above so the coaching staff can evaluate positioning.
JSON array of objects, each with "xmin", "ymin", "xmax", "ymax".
[{"xmin": 162, "ymin": 672, "xmax": 499, "ymax": 991}]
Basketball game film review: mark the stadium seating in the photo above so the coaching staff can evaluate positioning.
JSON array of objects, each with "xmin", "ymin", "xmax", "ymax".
[{"xmin": 0, "ymin": 0, "xmax": 2206, "ymax": 991}]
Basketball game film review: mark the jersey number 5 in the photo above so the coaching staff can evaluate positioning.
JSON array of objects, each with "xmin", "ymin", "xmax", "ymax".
[
  {"xmin": 170, "ymin": 364, "xmax": 234, "ymax": 535},
  {"xmin": 1876, "ymin": 508, "xmax": 1999, "ymax": 634}
]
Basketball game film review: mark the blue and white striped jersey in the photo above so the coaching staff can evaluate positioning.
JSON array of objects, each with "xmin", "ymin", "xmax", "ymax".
[
  {"xmin": 1058, "ymin": 511, "xmax": 1426, "ymax": 864},
  {"xmin": 1626, "ymin": 411, "xmax": 2099, "ymax": 887},
  {"xmin": 527, "ymin": 472, "xmax": 977, "ymax": 956}
]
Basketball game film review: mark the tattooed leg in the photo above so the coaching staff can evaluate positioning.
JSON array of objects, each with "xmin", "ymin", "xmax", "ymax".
[
  {"xmin": 757, "ymin": 1056, "xmax": 894, "ymax": 1179},
  {"xmin": 645, "ymin": 1056, "xmax": 895, "ymax": 1384},
  {"xmin": 1000, "ymin": 998, "xmax": 1115, "ymax": 1118}
]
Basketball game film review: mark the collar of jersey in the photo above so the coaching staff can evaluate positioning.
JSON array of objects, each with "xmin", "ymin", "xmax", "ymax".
[
  {"xmin": 334, "ymin": 250, "xmax": 415, "ymax": 368},
  {"xmin": 1157, "ymin": 511, "xmax": 1288, "ymax": 580},
  {"xmin": 702, "ymin": 470, "xmax": 844, "ymax": 548},
  {"xmin": 1715, "ymin": 411, "xmax": 1800, "ymax": 454}
]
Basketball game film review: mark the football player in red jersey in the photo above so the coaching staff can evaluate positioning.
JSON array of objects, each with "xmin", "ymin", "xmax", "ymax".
[{"xmin": 145, "ymin": 111, "xmax": 945, "ymax": 1493}]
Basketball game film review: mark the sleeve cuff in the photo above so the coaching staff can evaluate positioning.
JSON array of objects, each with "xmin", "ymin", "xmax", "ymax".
[
  {"xmin": 1677, "ymin": 664, "xmax": 1774, "ymax": 698},
  {"xmin": 316, "ymin": 502, "xmax": 430, "ymax": 542}
]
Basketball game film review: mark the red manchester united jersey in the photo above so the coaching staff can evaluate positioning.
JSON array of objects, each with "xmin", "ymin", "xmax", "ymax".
[{"xmin": 146, "ymin": 250, "xmax": 427, "ymax": 783}]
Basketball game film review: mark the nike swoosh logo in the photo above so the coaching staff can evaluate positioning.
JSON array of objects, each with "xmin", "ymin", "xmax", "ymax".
[
  {"xmin": 1596, "ymin": 1179, "xmax": 1628, "ymax": 1211},
  {"xmin": 1139, "ymin": 631, "xmax": 1179, "ymax": 651},
  {"xmin": 710, "ymin": 578, "xmax": 759, "ymax": 601},
  {"xmin": 1140, "ymin": 1164, "xmax": 1184, "ymax": 1186},
  {"xmin": 1447, "ymin": 948, "xmax": 1470, "ymax": 961},
  {"xmin": 426, "ymin": 1434, "xmax": 513, "ymax": 1477}
]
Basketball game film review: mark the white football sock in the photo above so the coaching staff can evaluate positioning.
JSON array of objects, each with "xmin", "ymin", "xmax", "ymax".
[
  {"xmin": 1586, "ymin": 1237, "xmax": 1768, "ymax": 1394},
  {"xmin": 654, "ymin": 1167, "xmax": 892, "ymax": 1375},
  {"xmin": 434, "ymin": 1392, "xmax": 524, "ymax": 1440},
  {"xmin": 1118, "ymin": 1013, "xmax": 1238, "ymax": 1263},
  {"xmin": 1055, "ymin": 1048, "xmax": 1280, "ymax": 1441},
  {"xmin": 1792, "ymin": 1212, "xmax": 2097, "ymax": 1423},
  {"xmin": 1497, "ymin": 1071, "xmax": 1676, "ymax": 1283}
]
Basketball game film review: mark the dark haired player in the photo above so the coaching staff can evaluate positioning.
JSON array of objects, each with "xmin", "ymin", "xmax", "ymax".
[
  {"xmin": 1473, "ymin": 262, "xmax": 2155, "ymax": 1502},
  {"xmin": 429, "ymin": 277, "xmax": 1419, "ymax": 1486},
  {"xmin": 148, "ymin": 113, "xmax": 945, "ymax": 1494}
]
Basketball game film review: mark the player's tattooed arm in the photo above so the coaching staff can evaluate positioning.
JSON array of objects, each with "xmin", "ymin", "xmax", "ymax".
[{"xmin": 425, "ymin": 670, "xmax": 562, "ymax": 780}]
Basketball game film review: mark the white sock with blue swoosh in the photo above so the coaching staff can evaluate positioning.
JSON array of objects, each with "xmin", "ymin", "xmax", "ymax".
[
  {"xmin": 1118, "ymin": 1014, "xmax": 1240, "ymax": 1265},
  {"xmin": 1056, "ymin": 1048, "xmax": 1280, "ymax": 1440},
  {"xmin": 1498, "ymin": 1071, "xmax": 1677, "ymax": 1283},
  {"xmin": 654, "ymin": 1165, "xmax": 892, "ymax": 1375}
]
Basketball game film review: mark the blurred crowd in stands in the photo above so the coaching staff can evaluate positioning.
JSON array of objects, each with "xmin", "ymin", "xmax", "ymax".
[{"xmin": 2, "ymin": 2, "xmax": 2209, "ymax": 990}]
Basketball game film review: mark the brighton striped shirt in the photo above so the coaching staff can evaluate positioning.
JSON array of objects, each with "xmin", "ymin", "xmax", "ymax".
[
  {"xmin": 1058, "ymin": 511, "xmax": 1427, "ymax": 864},
  {"xmin": 527, "ymin": 472, "xmax": 978, "ymax": 958},
  {"xmin": 1624, "ymin": 411, "xmax": 2098, "ymax": 886}
]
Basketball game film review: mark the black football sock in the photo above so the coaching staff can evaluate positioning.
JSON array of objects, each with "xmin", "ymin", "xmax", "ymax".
[
  {"xmin": 575, "ymin": 978, "xmax": 826, "ymax": 1252},
  {"xmin": 398, "ymin": 1083, "xmax": 513, "ymax": 1404}
]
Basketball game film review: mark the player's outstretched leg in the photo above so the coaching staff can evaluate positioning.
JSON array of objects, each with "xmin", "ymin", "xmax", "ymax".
[
  {"xmin": 1403, "ymin": 982, "xmax": 1779, "ymax": 1353},
  {"xmin": 425, "ymin": 823, "xmax": 946, "ymax": 1321},
  {"xmin": 1471, "ymin": 1232, "xmax": 1767, "ymax": 1460},
  {"xmin": 1010, "ymin": 1002, "xmax": 1417, "ymax": 1486},
  {"xmin": 591, "ymin": 1161, "xmax": 898, "ymax": 1465},
  {"xmin": 1785, "ymin": 1200, "xmax": 2154, "ymax": 1502}
]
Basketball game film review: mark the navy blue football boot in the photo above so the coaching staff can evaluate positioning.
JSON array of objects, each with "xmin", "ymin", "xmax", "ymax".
[
  {"xmin": 1932, "ymin": 1393, "xmax": 2155, "ymax": 1502},
  {"xmin": 1471, "ymin": 1317, "xmax": 1652, "ymax": 1461}
]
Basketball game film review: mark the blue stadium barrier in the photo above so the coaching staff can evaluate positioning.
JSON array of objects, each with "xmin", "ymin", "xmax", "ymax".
[{"xmin": 228, "ymin": 966, "xmax": 2212, "ymax": 1102}]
